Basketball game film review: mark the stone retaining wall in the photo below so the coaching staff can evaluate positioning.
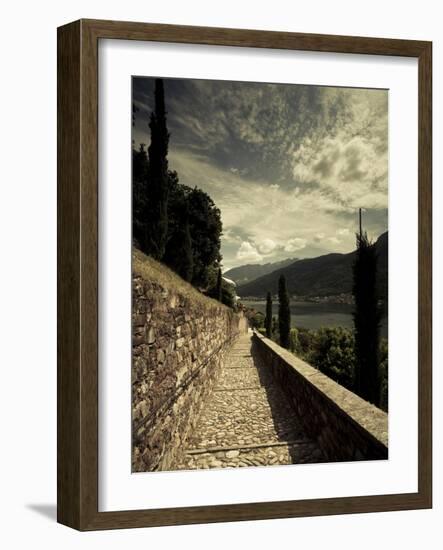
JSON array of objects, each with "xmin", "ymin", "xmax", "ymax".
[
  {"xmin": 132, "ymin": 255, "xmax": 248, "ymax": 472},
  {"xmin": 252, "ymin": 332, "xmax": 388, "ymax": 462}
]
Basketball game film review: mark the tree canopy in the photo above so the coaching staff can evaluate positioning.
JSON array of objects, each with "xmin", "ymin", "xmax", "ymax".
[
  {"xmin": 143, "ymin": 79, "xmax": 170, "ymax": 260},
  {"xmin": 265, "ymin": 292, "xmax": 272, "ymax": 338},
  {"xmin": 352, "ymin": 231, "xmax": 381, "ymax": 404},
  {"xmin": 132, "ymin": 78, "xmax": 223, "ymax": 297},
  {"xmin": 278, "ymin": 275, "xmax": 291, "ymax": 349}
]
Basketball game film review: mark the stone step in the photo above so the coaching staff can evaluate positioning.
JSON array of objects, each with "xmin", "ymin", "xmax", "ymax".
[
  {"xmin": 173, "ymin": 332, "xmax": 326, "ymax": 471},
  {"xmin": 213, "ymin": 386, "xmax": 263, "ymax": 392},
  {"xmin": 224, "ymin": 365, "xmax": 257, "ymax": 369},
  {"xmin": 185, "ymin": 439, "xmax": 313, "ymax": 455},
  {"xmin": 179, "ymin": 440, "xmax": 324, "ymax": 470}
]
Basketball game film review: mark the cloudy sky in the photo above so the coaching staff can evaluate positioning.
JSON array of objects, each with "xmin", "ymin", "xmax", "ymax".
[{"xmin": 133, "ymin": 77, "xmax": 388, "ymax": 271}]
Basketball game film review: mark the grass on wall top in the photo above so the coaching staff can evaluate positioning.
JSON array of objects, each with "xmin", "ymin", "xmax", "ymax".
[{"xmin": 133, "ymin": 247, "xmax": 228, "ymax": 312}]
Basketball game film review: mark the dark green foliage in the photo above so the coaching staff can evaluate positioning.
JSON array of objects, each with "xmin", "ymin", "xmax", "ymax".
[
  {"xmin": 215, "ymin": 269, "xmax": 222, "ymax": 302},
  {"xmin": 289, "ymin": 328, "xmax": 300, "ymax": 354},
  {"xmin": 221, "ymin": 284, "xmax": 236, "ymax": 308},
  {"xmin": 205, "ymin": 265, "xmax": 220, "ymax": 295},
  {"xmin": 162, "ymin": 187, "xmax": 193, "ymax": 282},
  {"xmin": 223, "ymin": 258, "xmax": 297, "ymax": 286},
  {"xmin": 378, "ymin": 339, "xmax": 388, "ymax": 412},
  {"xmin": 287, "ymin": 325, "xmax": 386, "ymax": 410},
  {"xmin": 278, "ymin": 275, "xmax": 291, "ymax": 349},
  {"xmin": 265, "ymin": 292, "xmax": 272, "ymax": 338},
  {"xmin": 166, "ymin": 178, "xmax": 222, "ymax": 288},
  {"xmin": 181, "ymin": 220, "xmax": 194, "ymax": 282},
  {"xmin": 132, "ymin": 78, "xmax": 222, "ymax": 289},
  {"xmin": 271, "ymin": 316, "xmax": 278, "ymax": 339},
  {"xmin": 132, "ymin": 102, "xmax": 139, "ymax": 126},
  {"xmin": 206, "ymin": 267, "xmax": 235, "ymax": 308},
  {"xmin": 132, "ymin": 144, "xmax": 149, "ymax": 247},
  {"xmin": 297, "ymin": 327, "xmax": 314, "ymax": 356},
  {"xmin": 250, "ymin": 311, "xmax": 265, "ymax": 330},
  {"xmin": 143, "ymin": 79, "xmax": 170, "ymax": 260},
  {"xmin": 308, "ymin": 327, "xmax": 356, "ymax": 390},
  {"xmin": 187, "ymin": 187, "xmax": 222, "ymax": 288},
  {"xmin": 352, "ymin": 232, "xmax": 381, "ymax": 404}
]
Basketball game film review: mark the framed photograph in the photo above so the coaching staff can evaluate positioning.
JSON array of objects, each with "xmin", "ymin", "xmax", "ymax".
[{"xmin": 57, "ymin": 19, "xmax": 432, "ymax": 530}]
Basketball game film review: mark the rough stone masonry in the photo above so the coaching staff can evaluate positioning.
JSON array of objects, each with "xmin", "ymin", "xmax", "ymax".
[
  {"xmin": 253, "ymin": 331, "xmax": 388, "ymax": 462},
  {"xmin": 132, "ymin": 251, "xmax": 248, "ymax": 472}
]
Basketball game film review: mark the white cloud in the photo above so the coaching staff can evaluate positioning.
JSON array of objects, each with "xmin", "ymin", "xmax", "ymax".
[
  {"xmin": 257, "ymin": 239, "xmax": 277, "ymax": 254},
  {"xmin": 290, "ymin": 89, "xmax": 388, "ymax": 213},
  {"xmin": 135, "ymin": 80, "xmax": 387, "ymax": 270},
  {"xmin": 292, "ymin": 133, "xmax": 388, "ymax": 211},
  {"xmin": 327, "ymin": 237, "xmax": 341, "ymax": 245},
  {"xmin": 236, "ymin": 242, "xmax": 263, "ymax": 263},
  {"xmin": 284, "ymin": 238, "xmax": 307, "ymax": 252},
  {"xmin": 169, "ymin": 147, "xmax": 382, "ymax": 268},
  {"xmin": 223, "ymin": 228, "xmax": 242, "ymax": 244}
]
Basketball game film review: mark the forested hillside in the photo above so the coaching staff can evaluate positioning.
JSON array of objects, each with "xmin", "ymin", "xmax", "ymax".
[
  {"xmin": 238, "ymin": 232, "xmax": 388, "ymax": 300},
  {"xmin": 224, "ymin": 257, "xmax": 297, "ymax": 285}
]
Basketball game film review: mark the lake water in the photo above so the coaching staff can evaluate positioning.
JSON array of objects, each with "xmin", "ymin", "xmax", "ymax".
[{"xmin": 243, "ymin": 300, "xmax": 388, "ymax": 338}]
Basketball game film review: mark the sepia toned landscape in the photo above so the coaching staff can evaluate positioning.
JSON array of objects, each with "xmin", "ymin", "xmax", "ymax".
[{"xmin": 131, "ymin": 77, "xmax": 388, "ymax": 473}]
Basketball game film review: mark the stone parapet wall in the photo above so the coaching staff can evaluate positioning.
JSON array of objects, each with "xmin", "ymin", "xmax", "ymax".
[
  {"xmin": 132, "ymin": 252, "xmax": 248, "ymax": 472},
  {"xmin": 252, "ymin": 332, "xmax": 388, "ymax": 462}
]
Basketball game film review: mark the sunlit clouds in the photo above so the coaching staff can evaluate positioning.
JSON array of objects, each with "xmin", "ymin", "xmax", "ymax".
[{"xmin": 133, "ymin": 77, "xmax": 388, "ymax": 270}]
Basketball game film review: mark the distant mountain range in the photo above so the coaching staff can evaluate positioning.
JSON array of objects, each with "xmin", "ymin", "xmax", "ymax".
[
  {"xmin": 237, "ymin": 232, "xmax": 388, "ymax": 300},
  {"xmin": 223, "ymin": 257, "xmax": 298, "ymax": 286}
]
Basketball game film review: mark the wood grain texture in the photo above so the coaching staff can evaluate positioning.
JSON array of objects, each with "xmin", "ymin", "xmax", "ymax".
[
  {"xmin": 79, "ymin": 17, "xmax": 99, "ymax": 529},
  {"xmin": 417, "ymin": 42, "xmax": 432, "ymax": 507},
  {"xmin": 57, "ymin": 19, "xmax": 432, "ymax": 531},
  {"xmin": 83, "ymin": 18, "xmax": 429, "ymax": 56},
  {"xmin": 57, "ymin": 20, "xmax": 81, "ymax": 529}
]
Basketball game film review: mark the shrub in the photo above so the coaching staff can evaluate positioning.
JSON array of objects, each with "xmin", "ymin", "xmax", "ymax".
[
  {"xmin": 309, "ymin": 327, "xmax": 356, "ymax": 390},
  {"xmin": 289, "ymin": 328, "xmax": 301, "ymax": 354},
  {"xmin": 221, "ymin": 284, "xmax": 236, "ymax": 309},
  {"xmin": 297, "ymin": 328, "xmax": 315, "ymax": 357},
  {"xmin": 265, "ymin": 292, "xmax": 272, "ymax": 338},
  {"xmin": 271, "ymin": 316, "xmax": 278, "ymax": 340},
  {"xmin": 290, "ymin": 325, "xmax": 387, "ymax": 408},
  {"xmin": 250, "ymin": 311, "xmax": 265, "ymax": 330},
  {"xmin": 278, "ymin": 275, "xmax": 291, "ymax": 348},
  {"xmin": 378, "ymin": 338, "xmax": 388, "ymax": 411}
]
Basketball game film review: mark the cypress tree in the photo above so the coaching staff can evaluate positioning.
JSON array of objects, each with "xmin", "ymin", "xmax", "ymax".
[
  {"xmin": 215, "ymin": 268, "xmax": 222, "ymax": 302},
  {"xmin": 352, "ymin": 230, "xmax": 381, "ymax": 404},
  {"xmin": 272, "ymin": 316, "xmax": 277, "ymax": 338},
  {"xmin": 265, "ymin": 291, "xmax": 273, "ymax": 338},
  {"xmin": 278, "ymin": 275, "xmax": 291, "ymax": 349},
  {"xmin": 144, "ymin": 78, "xmax": 170, "ymax": 260},
  {"xmin": 132, "ymin": 143, "xmax": 149, "ymax": 247}
]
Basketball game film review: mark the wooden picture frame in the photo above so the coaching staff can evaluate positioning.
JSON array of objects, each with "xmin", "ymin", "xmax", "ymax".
[{"xmin": 57, "ymin": 19, "xmax": 432, "ymax": 530}]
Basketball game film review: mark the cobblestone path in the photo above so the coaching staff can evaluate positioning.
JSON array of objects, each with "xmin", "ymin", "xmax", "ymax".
[{"xmin": 176, "ymin": 331, "xmax": 325, "ymax": 470}]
